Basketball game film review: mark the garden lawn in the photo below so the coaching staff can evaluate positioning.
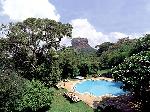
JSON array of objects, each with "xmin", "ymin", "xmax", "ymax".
[{"xmin": 49, "ymin": 88, "xmax": 94, "ymax": 112}]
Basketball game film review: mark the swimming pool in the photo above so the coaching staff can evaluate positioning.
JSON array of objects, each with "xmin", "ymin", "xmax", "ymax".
[{"xmin": 75, "ymin": 80, "xmax": 127, "ymax": 96}]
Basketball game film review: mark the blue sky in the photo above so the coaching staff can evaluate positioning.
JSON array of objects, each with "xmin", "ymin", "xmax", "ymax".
[
  {"xmin": 51, "ymin": 0, "xmax": 150, "ymax": 33},
  {"xmin": 0, "ymin": 0, "xmax": 150, "ymax": 47}
]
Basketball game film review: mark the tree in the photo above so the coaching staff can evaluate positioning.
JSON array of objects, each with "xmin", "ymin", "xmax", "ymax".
[
  {"xmin": 96, "ymin": 42, "xmax": 114, "ymax": 56},
  {"xmin": 97, "ymin": 37, "xmax": 136, "ymax": 69},
  {"xmin": 0, "ymin": 18, "xmax": 72, "ymax": 85},
  {"xmin": 0, "ymin": 38, "xmax": 12, "ymax": 69},
  {"xmin": 112, "ymin": 51, "xmax": 150, "ymax": 110},
  {"xmin": 129, "ymin": 34, "xmax": 150, "ymax": 55},
  {"xmin": 58, "ymin": 47, "xmax": 99, "ymax": 78},
  {"xmin": 89, "ymin": 63, "xmax": 99, "ymax": 75},
  {"xmin": 79, "ymin": 63, "xmax": 90, "ymax": 77},
  {"xmin": 59, "ymin": 48, "xmax": 80, "ymax": 79}
]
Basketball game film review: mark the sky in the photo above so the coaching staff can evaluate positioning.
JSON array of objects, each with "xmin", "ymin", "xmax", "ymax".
[{"xmin": 0, "ymin": 0, "xmax": 150, "ymax": 47}]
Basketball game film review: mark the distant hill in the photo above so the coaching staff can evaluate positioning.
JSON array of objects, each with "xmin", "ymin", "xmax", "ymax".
[{"xmin": 71, "ymin": 37, "xmax": 96, "ymax": 53}]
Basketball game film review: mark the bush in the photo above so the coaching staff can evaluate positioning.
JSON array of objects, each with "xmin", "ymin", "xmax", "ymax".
[
  {"xmin": 112, "ymin": 51, "xmax": 150, "ymax": 110},
  {"xmin": 15, "ymin": 79, "xmax": 53, "ymax": 111},
  {"xmin": 0, "ymin": 70, "xmax": 54, "ymax": 112},
  {"xmin": 0, "ymin": 70, "xmax": 26, "ymax": 112}
]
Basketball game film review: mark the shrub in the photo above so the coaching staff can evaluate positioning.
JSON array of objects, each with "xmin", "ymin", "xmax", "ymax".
[
  {"xmin": 0, "ymin": 70, "xmax": 26, "ymax": 112},
  {"xmin": 15, "ymin": 79, "xmax": 53, "ymax": 111},
  {"xmin": 112, "ymin": 51, "xmax": 150, "ymax": 110},
  {"xmin": 0, "ymin": 69, "xmax": 53, "ymax": 112}
]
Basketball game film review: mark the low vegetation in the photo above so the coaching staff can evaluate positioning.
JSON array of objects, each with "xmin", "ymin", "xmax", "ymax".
[{"xmin": 50, "ymin": 88, "xmax": 93, "ymax": 112}]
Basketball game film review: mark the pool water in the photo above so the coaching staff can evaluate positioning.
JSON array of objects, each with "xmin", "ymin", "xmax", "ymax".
[{"xmin": 75, "ymin": 80, "xmax": 127, "ymax": 96}]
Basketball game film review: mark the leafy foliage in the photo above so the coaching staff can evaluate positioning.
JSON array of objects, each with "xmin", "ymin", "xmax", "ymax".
[
  {"xmin": 16, "ymin": 79, "xmax": 53, "ymax": 111},
  {"xmin": 0, "ymin": 18, "xmax": 72, "ymax": 85},
  {"xmin": 58, "ymin": 47, "xmax": 99, "ymax": 79},
  {"xmin": 97, "ymin": 38, "xmax": 137, "ymax": 69},
  {"xmin": 96, "ymin": 42, "xmax": 114, "ymax": 56},
  {"xmin": 0, "ymin": 70, "xmax": 26, "ymax": 112},
  {"xmin": 0, "ymin": 69, "xmax": 53, "ymax": 112},
  {"xmin": 129, "ymin": 34, "xmax": 150, "ymax": 55},
  {"xmin": 112, "ymin": 51, "xmax": 150, "ymax": 110}
]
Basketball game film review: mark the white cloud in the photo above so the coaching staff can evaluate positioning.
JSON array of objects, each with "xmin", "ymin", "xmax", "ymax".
[
  {"xmin": 70, "ymin": 19, "xmax": 133, "ymax": 48},
  {"xmin": 60, "ymin": 37, "xmax": 72, "ymax": 47},
  {"xmin": 0, "ymin": 0, "xmax": 60, "ymax": 21},
  {"xmin": 70, "ymin": 19, "xmax": 110, "ymax": 47},
  {"xmin": 108, "ymin": 32, "xmax": 128, "ymax": 40},
  {"xmin": 60, "ymin": 18, "xmax": 143, "ymax": 48}
]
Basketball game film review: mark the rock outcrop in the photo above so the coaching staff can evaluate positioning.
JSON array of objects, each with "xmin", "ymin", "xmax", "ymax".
[{"xmin": 71, "ymin": 37, "xmax": 91, "ymax": 49}]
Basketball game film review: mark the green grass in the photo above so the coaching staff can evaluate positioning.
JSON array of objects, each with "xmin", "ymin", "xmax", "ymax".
[
  {"xmin": 49, "ymin": 88, "xmax": 94, "ymax": 112},
  {"xmin": 97, "ymin": 69, "xmax": 111, "ymax": 75}
]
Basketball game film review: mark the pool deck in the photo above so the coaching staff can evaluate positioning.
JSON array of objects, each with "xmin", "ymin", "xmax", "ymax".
[{"xmin": 57, "ymin": 77, "xmax": 116, "ymax": 108}]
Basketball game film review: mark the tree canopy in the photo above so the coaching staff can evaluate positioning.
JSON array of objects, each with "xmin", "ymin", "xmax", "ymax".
[{"xmin": 0, "ymin": 18, "xmax": 72, "ymax": 85}]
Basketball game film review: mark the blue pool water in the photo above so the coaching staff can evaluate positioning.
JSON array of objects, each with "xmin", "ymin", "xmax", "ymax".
[{"xmin": 75, "ymin": 80, "xmax": 127, "ymax": 96}]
